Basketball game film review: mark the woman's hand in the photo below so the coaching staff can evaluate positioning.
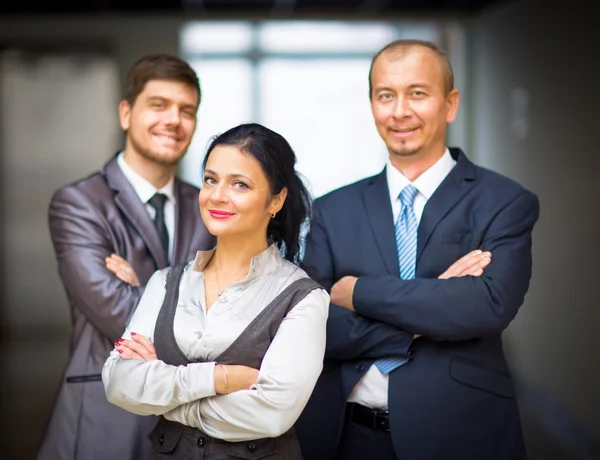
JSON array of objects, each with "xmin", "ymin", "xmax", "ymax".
[
  {"xmin": 214, "ymin": 364, "xmax": 259, "ymax": 395},
  {"xmin": 106, "ymin": 254, "xmax": 141, "ymax": 286},
  {"xmin": 115, "ymin": 333, "xmax": 157, "ymax": 361}
]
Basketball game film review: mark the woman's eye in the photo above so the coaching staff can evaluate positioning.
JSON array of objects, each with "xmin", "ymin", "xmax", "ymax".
[
  {"xmin": 204, "ymin": 177, "xmax": 216, "ymax": 185},
  {"xmin": 234, "ymin": 182, "xmax": 248, "ymax": 190}
]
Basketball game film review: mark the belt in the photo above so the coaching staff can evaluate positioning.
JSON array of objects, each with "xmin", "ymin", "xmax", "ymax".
[{"xmin": 346, "ymin": 402, "xmax": 390, "ymax": 432}]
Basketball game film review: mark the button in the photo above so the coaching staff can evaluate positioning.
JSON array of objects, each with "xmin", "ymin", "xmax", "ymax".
[
  {"xmin": 355, "ymin": 364, "xmax": 365, "ymax": 372},
  {"xmin": 220, "ymin": 294, "xmax": 228, "ymax": 302},
  {"xmin": 197, "ymin": 436, "xmax": 206, "ymax": 447},
  {"xmin": 246, "ymin": 441, "xmax": 257, "ymax": 452},
  {"xmin": 159, "ymin": 435, "xmax": 164, "ymax": 446}
]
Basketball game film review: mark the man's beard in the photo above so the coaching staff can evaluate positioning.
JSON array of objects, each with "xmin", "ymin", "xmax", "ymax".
[
  {"xmin": 130, "ymin": 135, "xmax": 186, "ymax": 167},
  {"xmin": 390, "ymin": 143, "xmax": 420, "ymax": 158}
]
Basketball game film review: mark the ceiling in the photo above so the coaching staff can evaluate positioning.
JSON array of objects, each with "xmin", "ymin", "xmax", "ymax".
[{"xmin": 0, "ymin": 0, "xmax": 505, "ymax": 16}]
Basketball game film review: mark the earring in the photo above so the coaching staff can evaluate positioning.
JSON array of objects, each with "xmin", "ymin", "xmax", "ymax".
[{"xmin": 271, "ymin": 212, "xmax": 277, "ymax": 219}]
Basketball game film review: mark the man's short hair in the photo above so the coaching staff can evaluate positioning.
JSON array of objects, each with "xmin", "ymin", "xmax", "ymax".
[
  {"xmin": 368, "ymin": 39, "xmax": 454, "ymax": 97},
  {"xmin": 124, "ymin": 54, "xmax": 201, "ymax": 105}
]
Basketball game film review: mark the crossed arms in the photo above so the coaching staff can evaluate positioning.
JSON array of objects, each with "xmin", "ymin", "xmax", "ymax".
[
  {"xmin": 303, "ymin": 190, "xmax": 539, "ymax": 360},
  {"xmin": 49, "ymin": 186, "xmax": 145, "ymax": 342},
  {"xmin": 102, "ymin": 269, "xmax": 329, "ymax": 441}
]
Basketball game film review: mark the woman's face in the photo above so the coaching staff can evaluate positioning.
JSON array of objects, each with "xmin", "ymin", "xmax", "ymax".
[{"xmin": 199, "ymin": 144, "xmax": 286, "ymax": 240}]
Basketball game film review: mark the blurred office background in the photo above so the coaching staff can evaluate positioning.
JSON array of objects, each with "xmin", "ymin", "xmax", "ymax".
[{"xmin": 0, "ymin": 0, "xmax": 598, "ymax": 458}]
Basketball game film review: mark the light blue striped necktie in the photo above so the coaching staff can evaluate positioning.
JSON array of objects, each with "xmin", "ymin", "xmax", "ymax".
[{"xmin": 374, "ymin": 184, "xmax": 419, "ymax": 375}]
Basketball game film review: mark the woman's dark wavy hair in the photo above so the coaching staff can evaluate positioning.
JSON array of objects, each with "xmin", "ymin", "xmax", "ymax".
[{"xmin": 202, "ymin": 123, "xmax": 312, "ymax": 265}]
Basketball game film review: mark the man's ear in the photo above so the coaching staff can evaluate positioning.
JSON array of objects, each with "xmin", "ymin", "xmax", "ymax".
[
  {"xmin": 446, "ymin": 89, "xmax": 460, "ymax": 124},
  {"xmin": 118, "ymin": 100, "xmax": 132, "ymax": 131}
]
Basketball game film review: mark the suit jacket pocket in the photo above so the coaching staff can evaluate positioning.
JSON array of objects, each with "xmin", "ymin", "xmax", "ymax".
[
  {"xmin": 442, "ymin": 232, "xmax": 472, "ymax": 245},
  {"xmin": 450, "ymin": 358, "xmax": 514, "ymax": 398},
  {"xmin": 65, "ymin": 374, "xmax": 102, "ymax": 383}
]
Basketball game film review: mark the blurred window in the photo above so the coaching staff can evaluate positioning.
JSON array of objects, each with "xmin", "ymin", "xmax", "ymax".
[{"xmin": 180, "ymin": 20, "xmax": 441, "ymax": 198}]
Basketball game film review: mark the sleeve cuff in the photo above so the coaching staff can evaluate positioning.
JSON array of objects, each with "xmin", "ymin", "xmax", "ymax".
[{"xmin": 187, "ymin": 362, "xmax": 218, "ymax": 401}]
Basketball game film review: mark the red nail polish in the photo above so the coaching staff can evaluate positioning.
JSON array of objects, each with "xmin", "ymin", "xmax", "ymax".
[
  {"xmin": 117, "ymin": 349, "xmax": 123, "ymax": 354},
  {"xmin": 118, "ymin": 338, "xmax": 125, "ymax": 342},
  {"xmin": 114, "ymin": 342, "xmax": 120, "ymax": 347},
  {"xmin": 130, "ymin": 332, "xmax": 136, "ymax": 336}
]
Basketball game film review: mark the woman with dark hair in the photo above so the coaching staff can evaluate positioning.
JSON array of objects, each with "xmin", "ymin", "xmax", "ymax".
[{"xmin": 102, "ymin": 123, "xmax": 328, "ymax": 459}]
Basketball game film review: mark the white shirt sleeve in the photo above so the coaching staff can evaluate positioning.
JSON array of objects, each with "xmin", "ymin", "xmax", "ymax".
[
  {"xmin": 163, "ymin": 288, "xmax": 330, "ymax": 440},
  {"xmin": 102, "ymin": 269, "xmax": 217, "ymax": 416}
]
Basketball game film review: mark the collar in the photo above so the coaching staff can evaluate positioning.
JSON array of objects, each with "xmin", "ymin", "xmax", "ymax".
[
  {"xmin": 191, "ymin": 242, "xmax": 283, "ymax": 282},
  {"xmin": 117, "ymin": 151, "xmax": 175, "ymax": 204},
  {"xmin": 386, "ymin": 147, "xmax": 456, "ymax": 201}
]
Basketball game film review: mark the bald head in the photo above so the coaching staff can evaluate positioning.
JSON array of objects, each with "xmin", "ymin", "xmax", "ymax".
[{"xmin": 368, "ymin": 39, "xmax": 454, "ymax": 98}]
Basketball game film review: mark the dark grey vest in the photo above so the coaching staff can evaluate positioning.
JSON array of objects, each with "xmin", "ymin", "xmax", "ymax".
[{"xmin": 148, "ymin": 264, "xmax": 321, "ymax": 459}]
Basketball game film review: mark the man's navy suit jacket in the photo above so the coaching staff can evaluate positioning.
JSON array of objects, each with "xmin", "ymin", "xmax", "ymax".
[{"xmin": 296, "ymin": 148, "xmax": 539, "ymax": 460}]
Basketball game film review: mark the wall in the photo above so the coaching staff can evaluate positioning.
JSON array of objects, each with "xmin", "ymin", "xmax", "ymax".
[{"xmin": 470, "ymin": 1, "xmax": 599, "ymax": 457}]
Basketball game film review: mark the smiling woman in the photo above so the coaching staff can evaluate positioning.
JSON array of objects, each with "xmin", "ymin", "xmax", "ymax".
[
  {"xmin": 199, "ymin": 124, "xmax": 309, "ymax": 265},
  {"xmin": 200, "ymin": 144, "xmax": 284, "ymax": 242},
  {"xmin": 102, "ymin": 123, "xmax": 329, "ymax": 459}
]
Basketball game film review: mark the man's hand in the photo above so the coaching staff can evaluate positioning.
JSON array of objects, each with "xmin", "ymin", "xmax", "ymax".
[
  {"xmin": 330, "ymin": 276, "xmax": 358, "ymax": 311},
  {"xmin": 106, "ymin": 254, "xmax": 141, "ymax": 286},
  {"xmin": 114, "ymin": 333, "xmax": 157, "ymax": 361},
  {"xmin": 438, "ymin": 249, "xmax": 491, "ymax": 279},
  {"xmin": 332, "ymin": 275, "xmax": 421, "ymax": 339}
]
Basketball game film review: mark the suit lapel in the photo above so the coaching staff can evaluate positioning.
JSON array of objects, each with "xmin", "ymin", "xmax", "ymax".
[
  {"xmin": 172, "ymin": 179, "xmax": 196, "ymax": 264},
  {"xmin": 103, "ymin": 155, "xmax": 168, "ymax": 268},
  {"xmin": 362, "ymin": 169, "xmax": 400, "ymax": 277},
  {"xmin": 416, "ymin": 149, "xmax": 477, "ymax": 264}
]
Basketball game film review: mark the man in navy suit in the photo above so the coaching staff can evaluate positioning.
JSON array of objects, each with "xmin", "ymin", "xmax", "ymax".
[{"xmin": 295, "ymin": 39, "xmax": 539, "ymax": 459}]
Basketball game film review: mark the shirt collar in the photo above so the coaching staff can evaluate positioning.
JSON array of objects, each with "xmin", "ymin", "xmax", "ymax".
[
  {"xmin": 117, "ymin": 151, "xmax": 175, "ymax": 204},
  {"xmin": 191, "ymin": 243, "xmax": 283, "ymax": 282},
  {"xmin": 386, "ymin": 148, "xmax": 456, "ymax": 202}
]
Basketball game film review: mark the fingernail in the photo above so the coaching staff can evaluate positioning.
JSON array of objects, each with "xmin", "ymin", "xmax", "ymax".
[
  {"xmin": 130, "ymin": 332, "xmax": 136, "ymax": 336},
  {"xmin": 114, "ymin": 342, "xmax": 120, "ymax": 347},
  {"xmin": 117, "ymin": 349, "xmax": 123, "ymax": 354},
  {"xmin": 118, "ymin": 338, "xmax": 124, "ymax": 342}
]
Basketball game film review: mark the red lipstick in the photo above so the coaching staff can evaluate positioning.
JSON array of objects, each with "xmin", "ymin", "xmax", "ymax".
[{"xmin": 209, "ymin": 209, "xmax": 235, "ymax": 219}]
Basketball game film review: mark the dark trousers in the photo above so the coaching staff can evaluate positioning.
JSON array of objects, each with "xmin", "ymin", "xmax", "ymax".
[{"xmin": 335, "ymin": 404, "xmax": 397, "ymax": 460}]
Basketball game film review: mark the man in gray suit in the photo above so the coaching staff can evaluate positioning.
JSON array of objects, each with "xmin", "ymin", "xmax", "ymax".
[{"xmin": 37, "ymin": 54, "xmax": 215, "ymax": 460}]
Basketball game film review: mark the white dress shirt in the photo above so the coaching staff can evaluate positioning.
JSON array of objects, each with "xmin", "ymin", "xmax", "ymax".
[
  {"xmin": 117, "ymin": 152, "xmax": 176, "ymax": 262},
  {"xmin": 102, "ymin": 244, "xmax": 329, "ymax": 441},
  {"xmin": 347, "ymin": 148, "xmax": 456, "ymax": 410}
]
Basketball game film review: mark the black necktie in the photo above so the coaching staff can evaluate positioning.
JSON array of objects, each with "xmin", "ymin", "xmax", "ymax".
[{"xmin": 148, "ymin": 193, "xmax": 169, "ymax": 261}]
